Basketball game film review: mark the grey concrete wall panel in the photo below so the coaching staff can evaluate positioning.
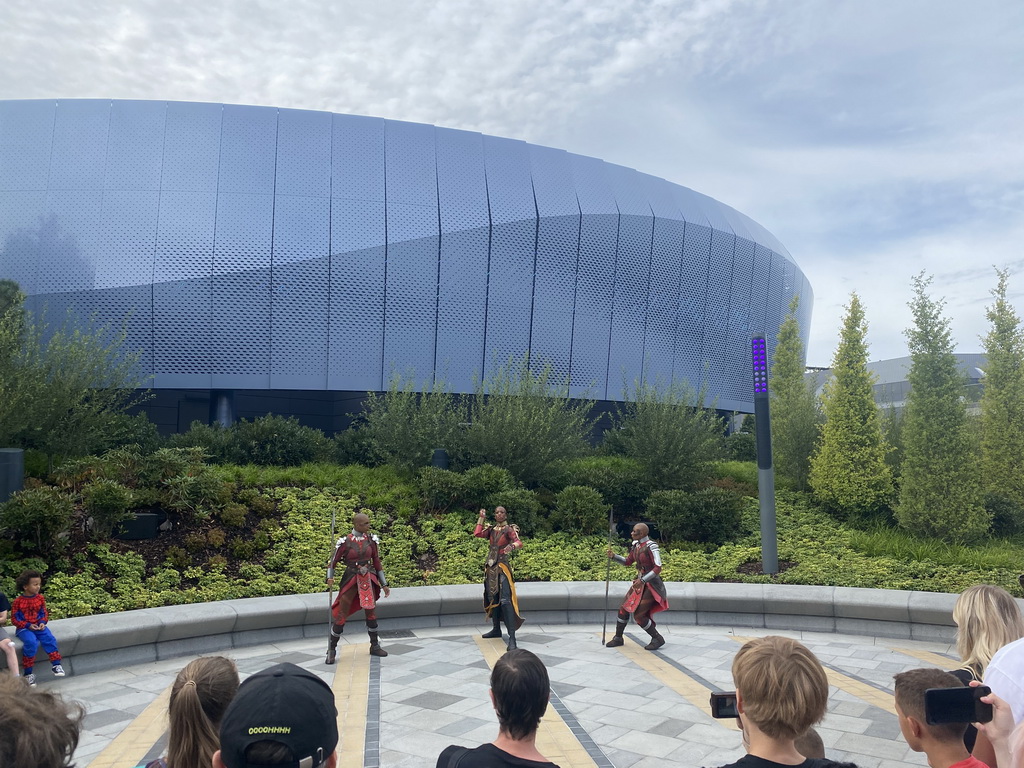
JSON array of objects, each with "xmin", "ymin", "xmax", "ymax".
[
  {"xmin": 0, "ymin": 100, "xmax": 56, "ymax": 192},
  {"xmin": 0, "ymin": 99, "xmax": 811, "ymax": 414},
  {"xmin": 482, "ymin": 135, "xmax": 536, "ymax": 380},
  {"xmin": 383, "ymin": 120, "xmax": 439, "ymax": 388},
  {"xmin": 106, "ymin": 100, "xmax": 166, "ymax": 192},
  {"xmin": 529, "ymin": 144, "xmax": 579, "ymax": 384},
  {"xmin": 566, "ymin": 153, "xmax": 617, "ymax": 398},
  {"xmin": 329, "ymin": 114, "xmax": 386, "ymax": 392},
  {"xmin": 435, "ymin": 127, "xmax": 488, "ymax": 392},
  {"xmin": 606, "ymin": 163, "xmax": 654, "ymax": 394},
  {"xmin": 639, "ymin": 174, "xmax": 686, "ymax": 387}
]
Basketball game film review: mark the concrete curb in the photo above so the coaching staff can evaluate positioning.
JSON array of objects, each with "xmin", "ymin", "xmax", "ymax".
[{"xmin": 5, "ymin": 582, "xmax": 966, "ymax": 679}]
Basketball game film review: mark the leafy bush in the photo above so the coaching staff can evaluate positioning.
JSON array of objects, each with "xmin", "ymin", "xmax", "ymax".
[
  {"xmin": 52, "ymin": 456, "xmax": 107, "ymax": 492},
  {"xmin": 161, "ymin": 469, "xmax": 229, "ymax": 522},
  {"xmin": 550, "ymin": 486, "xmax": 610, "ymax": 535},
  {"xmin": 462, "ymin": 464, "xmax": 517, "ymax": 506},
  {"xmin": 168, "ymin": 422, "xmax": 232, "ymax": 460},
  {"xmin": 417, "ymin": 467, "xmax": 466, "ymax": 512},
  {"xmin": 230, "ymin": 537, "xmax": 256, "ymax": 559},
  {"xmin": 147, "ymin": 447, "xmax": 210, "ymax": 484},
  {"xmin": 333, "ymin": 427, "xmax": 375, "ymax": 466},
  {"xmin": 237, "ymin": 488, "xmax": 277, "ymax": 517},
  {"xmin": 485, "ymin": 487, "xmax": 543, "ymax": 538},
  {"xmin": 710, "ymin": 461, "xmax": 759, "ymax": 488},
  {"xmin": 724, "ymin": 431, "xmax": 757, "ymax": 462},
  {"xmin": 228, "ymin": 415, "xmax": 333, "ymax": 466},
  {"xmin": 206, "ymin": 528, "xmax": 226, "ymax": 547},
  {"xmin": 645, "ymin": 487, "xmax": 744, "ymax": 545},
  {"xmin": 987, "ymin": 493, "xmax": 1024, "ymax": 538},
  {"xmin": 547, "ymin": 456, "xmax": 648, "ymax": 515},
  {"xmin": 0, "ymin": 487, "xmax": 74, "ymax": 553},
  {"xmin": 218, "ymin": 503, "xmax": 248, "ymax": 528},
  {"xmin": 82, "ymin": 479, "xmax": 133, "ymax": 538}
]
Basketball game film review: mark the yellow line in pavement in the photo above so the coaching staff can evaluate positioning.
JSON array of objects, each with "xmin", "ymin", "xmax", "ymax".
[
  {"xmin": 889, "ymin": 647, "xmax": 959, "ymax": 671},
  {"xmin": 332, "ymin": 643, "xmax": 371, "ymax": 768},
  {"xmin": 729, "ymin": 636, "xmax": 896, "ymax": 715},
  {"xmin": 474, "ymin": 637, "xmax": 598, "ymax": 768},
  {"xmin": 88, "ymin": 684, "xmax": 171, "ymax": 768},
  {"xmin": 611, "ymin": 634, "xmax": 739, "ymax": 731}
]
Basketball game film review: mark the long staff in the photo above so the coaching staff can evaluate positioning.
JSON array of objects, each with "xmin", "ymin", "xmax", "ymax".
[
  {"xmin": 327, "ymin": 506, "xmax": 336, "ymax": 656},
  {"xmin": 601, "ymin": 504, "xmax": 615, "ymax": 645}
]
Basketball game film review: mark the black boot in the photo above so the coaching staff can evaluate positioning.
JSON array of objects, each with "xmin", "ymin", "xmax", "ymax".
[
  {"xmin": 643, "ymin": 621, "xmax": 665, "ymax": 651},
  {"xmin": 481, "ymin": 610, "xmax": 502, "ymax": 639},
  {"xmin": 502, "ymin": 603, "xmax": 518, "ymax": 651},
  {"xmin": 605, "ymin": 620, "xmax": 626, "ymax": 648},
  {"xmin": 367, "ymin": 622, "xmax": 388, "ymax": 657},
  {"xmin": 325, "ymin": 624, "xmax": 343, "ymax": 665}
]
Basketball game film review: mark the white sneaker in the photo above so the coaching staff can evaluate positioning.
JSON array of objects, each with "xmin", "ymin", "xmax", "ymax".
[
  {"xmin": 52, "ymin": 664, "xmax": 66, "ymax": 677},
  {"xmin": 24, "ymin": 672, "xmax": 36, "ymax": 686}
]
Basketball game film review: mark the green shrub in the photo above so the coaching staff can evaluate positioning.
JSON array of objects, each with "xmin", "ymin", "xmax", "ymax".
[
  {"xmin": 230, "ymin": 537, "xmax": 256, "ymax": 559},
  {"xmin": 208, "ymin": 554, "xmax": 228, "ymax": 568},
  {"xmin": 183, "ymin": 532, "xmax": 206, "ymax": 553},
  {"xmin": 417, "ymin": 467, "xmax": 466, "ymax": 512},
  {"xmin": 987, "ymin": 494, "xmax": 1024, "ymax": 538},
  {"xmin": 147, "ymin": 447, "xmax": 210, "ymax": 483},
  {"xmin": 206, "ymin": 528, "xmax": 226, "ymax": 547},
  {"xmin": 711, "ymin": 461, "xmax": 759, "ymax": 487},
  {"xmin": 724, "ymin": 432, "xmax": 757, "ymax": 462},
  {"xmin": 0, "ymin": 487, "xmax": 74, "ymax": 553},
  {"xmin": 462, "ymin": 464, "xmax": 517, "ymax": 506},
  {"xmin": 101, "ymin": 446, "xmax": 146, "ymax": 488},
  {"xmin": 253, "ymin": 530, "xmax": 271, "ymax": 550},
  {"xmin": 237, "ymin": 488, "xmax": 277, "ymax": 518},
  {"xmin": 82, "ymin": 479, "xmax": 133, "ymax": 538},
  {"xmin": 547, "ymin": 456, "xmax": 648, "ymax": 515},
  {"xmin": 161, "ymin": 468, "xmax": 228, "ymax": 522},
  {"xmin": 550, "ymin": 486, "xmax": 610, "ymax": 535},
  {"xmin": 164, "ymin": 546, "xmax": 190, "ymax": 570},
  {"xmin": 227, "ymin": 415, "xmax": 333, "ymax": 466},
  {"xmin": 52, "ymin": 456, "xmax": 106, "ymax": 492},
  {"xmin": 218, "ymin": 503, "xmax": 248, "ymax": 528},
  {"xmin": 485, "ymin": 487, "xmax": 543, "ymax": 538},
  {"xmin": 168, "ymin": 422, "xmax": 233, "ymax": 461},
  {"xmin": 334, "ymin": 428, "xmax": 374, "ymax": 466},
  {"xmin": 645, "ymin": 487, "xmax": 744, "ymax": 545}
]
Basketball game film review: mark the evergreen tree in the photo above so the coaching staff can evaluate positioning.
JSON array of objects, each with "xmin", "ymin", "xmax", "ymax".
[
  {"xmin": 808, "ymin": 293, "xmax": 893, "ymax": 517},
  {"xmin": 897, "ymin": 273, "xmax": 988, "ymax": 542},
  {"xmin": 980, "ymin": 268, "xmax": 1024, "ymax": 506},
  {"xmin": 770, "ymin": 296, "xmax": 820, "ymax": 490}
]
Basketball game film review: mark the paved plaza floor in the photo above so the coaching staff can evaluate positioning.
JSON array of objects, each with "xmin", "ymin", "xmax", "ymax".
[{"xmin": 56, "ymin": 623, "xmax": 956, "ymax": 768}]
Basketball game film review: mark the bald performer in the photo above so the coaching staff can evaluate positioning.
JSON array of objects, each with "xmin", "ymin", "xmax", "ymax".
[
  {"xmin": 326, "ymin": 511, "xmax": 391, "ymax": 662},
  {"xmin": 606, "ymin": 522, "xmax": 669, "ymax": 650}
]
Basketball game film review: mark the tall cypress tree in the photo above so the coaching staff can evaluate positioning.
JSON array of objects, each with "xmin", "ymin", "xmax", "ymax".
[
  {"xmin": 897, "ymin": 273, "xmax": 988, "ymax": 542},
  {"xmin": 980, "ymin": 269, "xmax": 1024, "ymax": 506},
  {"xmin": 770, "ymin": 296, "xmax": 820, "ymax": 490},
  {"xmin": 809, "ymin": 293, "xmax": 893, "ymax": 517}
]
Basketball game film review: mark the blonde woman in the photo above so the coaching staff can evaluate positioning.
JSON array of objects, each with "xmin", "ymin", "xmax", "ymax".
[
  {"xmin": 146, "ymin": 656, "xmax": 239, "ymax": 768},
  {"xmin": 950, "ymin": 585, "xmax": 1024, "ymax": 753}
]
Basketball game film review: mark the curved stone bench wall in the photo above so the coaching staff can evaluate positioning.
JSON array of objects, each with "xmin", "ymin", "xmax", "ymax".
[{"xmin": 8, "ymin": 582, "xmax": 964, "ymax": 678}]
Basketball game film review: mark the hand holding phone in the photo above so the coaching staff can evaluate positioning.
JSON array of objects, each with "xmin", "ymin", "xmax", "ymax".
[{"xmin": 925, "ymin": 685, "xmax": 993, "ymax": 725}]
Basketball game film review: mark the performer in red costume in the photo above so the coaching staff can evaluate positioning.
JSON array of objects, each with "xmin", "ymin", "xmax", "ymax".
[
  {"xmin": 606, "ymin": 522, "xmax": 669, "ymax": 650},
  {"xmin": 325, "ymin": 512, "xmax": 391, "ymax": 662},
  {"xmin": 475, "ymin": 506, "xmax": 525, "ymax": 651}
]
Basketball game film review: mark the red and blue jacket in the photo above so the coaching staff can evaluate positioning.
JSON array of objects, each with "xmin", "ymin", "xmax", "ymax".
[{"xmin": 12, "ymin": 593, "xmax": 48, "ymax": 630}]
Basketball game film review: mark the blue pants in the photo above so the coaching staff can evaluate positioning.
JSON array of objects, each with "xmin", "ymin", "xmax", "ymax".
[{"xmin": 16, "ymin": 626, "xmax": 61, "ymax": 670}]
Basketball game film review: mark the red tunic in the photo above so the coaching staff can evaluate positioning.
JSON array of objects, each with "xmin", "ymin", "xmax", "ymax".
[
  {"xmin": 620, "ymin": 538, "xmax": 669, "ymax": 614},
  {"xmin": 329, "ymin": 532, "xmax": 385, "ymax": 618}
]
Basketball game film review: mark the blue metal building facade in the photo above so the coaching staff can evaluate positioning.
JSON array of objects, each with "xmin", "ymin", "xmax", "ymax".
[{"xmin": 0, "ymin": 99, "xmax": 812, "ymax": 416}]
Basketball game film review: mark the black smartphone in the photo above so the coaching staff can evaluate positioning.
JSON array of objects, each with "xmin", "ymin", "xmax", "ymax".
[
  {"xmin": 709, "ymin": 691, "xmax": 739, "ymax": 719},
  {"xmin": 925, "ymin": 685, "xmax": 992, "ymax": 725}
]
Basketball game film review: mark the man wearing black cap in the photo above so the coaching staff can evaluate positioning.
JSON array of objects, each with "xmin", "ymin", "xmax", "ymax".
[{"xmin": 213, "ymin": 662, "xmax": 338, "ymax": 768}]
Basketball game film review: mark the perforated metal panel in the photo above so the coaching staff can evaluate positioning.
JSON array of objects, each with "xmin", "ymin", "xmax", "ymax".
[
  {"xmin": 724, "ymin": 236, "xmax": 755, "ymax": 402},
  {"xmin": 751, "ymin": 243, "xmax": 772, "ymax": 339},
  {"xmin": 162, "ymin": 102, "xmax": 222, "ymax": 193},
  {"xmin": 435, "ymin": 126, "xmax": 488, "ymax": 391},
  {"xmin": 605, "ymin": 163, "xmax": 653, "ymax": 395},
  {"xmin": 383, "ymin": 120, "xmax": 439, "ymax": 388},
  {"xmin": 529, "ymin": 144, "xmax": 579, "ymax": 388},
  {"xmin": 0, "ymin": 100, "xmax": 55, "ymax": 192},
  {"xmin": 567, "ymin": 153, "xmax": 616, "ymax": 398},
  {"xmin": 329, "ymin": 114, "xmax": 386, "ymax": 391},
  {"xmin": 49, "ymin": 100, "xmax": 109, "ymax": 190},
  {"xmin": 106, "ymin": 101, "xmax": 166, "ymax": 192},
  {"xmin": 482, "ymin": 135, "xmax": 535, "ymax": 380},
  {"xmin": 638, "ymin": 174, "xmax": 685, "ymax": 388},
  {"xmin": 674, "ymin": 221, "xmax": 713, "ymax": 393},
  {"xmin": 0, "ymin": 190, "xmax": 45, "ymax": 294}
]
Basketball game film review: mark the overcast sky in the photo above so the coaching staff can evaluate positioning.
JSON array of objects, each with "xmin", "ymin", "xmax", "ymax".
[{"xmin": 3, "ymin": 0, "xmax": 1022, "ymax": 365}]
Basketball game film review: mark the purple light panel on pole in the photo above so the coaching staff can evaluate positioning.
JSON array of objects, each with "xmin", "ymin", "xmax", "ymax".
[{"xmin": 752, "ymin": 336, "xmax": 768, "ymax": 394}]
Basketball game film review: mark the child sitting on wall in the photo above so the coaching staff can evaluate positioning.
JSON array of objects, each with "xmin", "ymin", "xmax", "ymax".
[{"xmin": 11, "ymin": 570, "xmax": 65, "ymax": 686}]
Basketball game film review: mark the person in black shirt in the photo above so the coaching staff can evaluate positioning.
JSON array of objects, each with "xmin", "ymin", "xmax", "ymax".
[
  {"xmin": 710, "ymin": 636, "xmax": 858, "ymax": 768},
  {"xmin": 436, "ymin": 649, "xmax": 558, "ymax": 768}
]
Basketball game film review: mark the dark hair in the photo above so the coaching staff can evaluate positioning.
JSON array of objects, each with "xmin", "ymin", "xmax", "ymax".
[
  {"xmin": 16, "ymin": 569, "xmax": 43, "ymax": 592},
  {"xmin": 893, "ymin": 668, "xmax": 968, "ymax": 742},
  {"xmin": 0, "ymin": 674, "xmax": 84, "ymax": 768},
  {"xmin": 167, "ymin": 656, "xmax": 239, "ymax": 768},
  {"xmin": 490, "ymin": 649, "xmax": 549, "ymax": 740}
]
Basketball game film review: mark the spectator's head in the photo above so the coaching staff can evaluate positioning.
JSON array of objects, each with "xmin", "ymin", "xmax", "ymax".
[
  {"xmin": 893, "ymin": 668, "xmax": 968, "ymax": 751},
  {"xmin": 732, "ymin": 636, "xmax": 829, "ymax": 741},
  {"xmin": 0, "ymin": 675, "xmax": 84, "ymax": 768},
  {"xmin": 167, "ymin": 656, "xmax": 239, "ymax": 768},
  {"xmin": 214, "ymin": 662, "xmax": 338, "ymax": 768},
  {"xmin": 490, "ymin": 649, "xmax": 550, "ymax": 740},
  {"xmin": 16, "ymin": 569, "xmax": 43, "ymax": 594},
  {"xmin": 954, "ymin": 584, "xmax": 1024, "ymax": 677}
]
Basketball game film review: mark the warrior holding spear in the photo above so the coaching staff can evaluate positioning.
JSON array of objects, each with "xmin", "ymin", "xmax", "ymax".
[{"xmin": 325, "ymin": 511, "xmax": 391, "ymax": 662}]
